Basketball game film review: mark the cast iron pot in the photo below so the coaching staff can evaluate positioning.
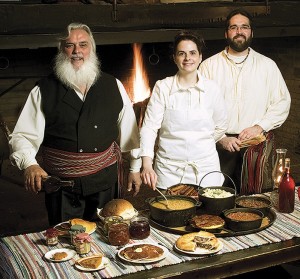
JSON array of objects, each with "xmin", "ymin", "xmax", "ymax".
[
  {"xmin": 198, "ymin": 171, "xmax": 236, "ymax": 215},
  {"xmin": 223, "ymin": 208, "xmax": 264, "ymax": 232},
  {"xmin": 235, "ymin": 195, "xmax": 272, "ymax": 217},
  {"xmin": 147, "ymin": 195, "xmax": 199, "ymax": 227}
]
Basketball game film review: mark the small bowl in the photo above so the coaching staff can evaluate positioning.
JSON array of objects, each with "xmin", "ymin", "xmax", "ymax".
[
  {"xmin": 223, "ymin": 208, "xmax": 264, "ymax": 232},
  {"xmin": 235, "ymin": 195, "xmax": 272, "ymax": 216},
  {"xmin": 198, "ymin": 186, "xmax": 236, "ymax": 215}
]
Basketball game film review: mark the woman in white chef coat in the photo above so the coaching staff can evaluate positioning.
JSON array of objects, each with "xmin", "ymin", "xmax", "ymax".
[{"xmin": 140, "ymin": 31, "xmax": 228, "ymax": 191}]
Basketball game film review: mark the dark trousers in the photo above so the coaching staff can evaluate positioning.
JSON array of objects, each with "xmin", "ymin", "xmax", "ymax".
[
  {"xmin": 217, "ymin": 145, "xmax": 246, "ymax": 193},
  {"xmin": 45, "ymin": 184, "xmax": 117, "ymax": 226}
]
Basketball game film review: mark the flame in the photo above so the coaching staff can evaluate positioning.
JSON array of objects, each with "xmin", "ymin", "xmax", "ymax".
[{"xmin": 130, "ymin": 43, "xmax": 151, "ymax": 103}]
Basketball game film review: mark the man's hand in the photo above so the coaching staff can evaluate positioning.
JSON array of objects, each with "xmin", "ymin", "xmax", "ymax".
[
  {"xmin": 24, "ymin": 165, "xmax": 48, "ymax": 194},
  {"xmin": 127, "ymin": 172, "xmax": 142, "ymax": 196},
  {"xmin": 218, "ymin": 136, "xmax": 241, "ymax": 152},
  {"xmin": 238, "ymin": 125, "xmax": 264, "ymax": 141}
]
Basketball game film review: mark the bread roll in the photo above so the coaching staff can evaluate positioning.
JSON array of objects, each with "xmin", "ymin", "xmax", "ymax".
[{"xmin": 101, "ymin": 199, "xmax": 136, "ymax": 220}]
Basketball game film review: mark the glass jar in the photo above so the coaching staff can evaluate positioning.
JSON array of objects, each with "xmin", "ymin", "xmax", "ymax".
[
  {"xmin": 129, "ymin": 216, "xmax": 150, "ymax": 240},
  {"xmin": 108, "ymin": 222, "xmax": 130, "ymax": 246},
  {"xmin": 45, "ymin": 228, "xmax": 59, "ymax": 246},
  {"xmin": 270, "ymin": 148, "xmax": 287, "ymax": 208},
  {"xmin": 74, "ymin": 232, "xmax": 92, "ymax": 254},
  {"xmin": 69, "ymin": 224, "xmax": 86, "ymax": 245},
  {"xmin": 103, "ymin": 216, "xmax": 123, "ymax": 236}
]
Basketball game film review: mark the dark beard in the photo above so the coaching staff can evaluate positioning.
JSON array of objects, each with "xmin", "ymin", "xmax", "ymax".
[{"xmin": 227, "ymin": 35, "xmax": 252, "ymax": 52}]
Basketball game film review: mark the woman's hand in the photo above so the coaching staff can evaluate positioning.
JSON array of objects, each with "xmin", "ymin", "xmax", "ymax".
[{"xmin": 141, "ymin": 157, "xmax": 158, "ymax": 190}]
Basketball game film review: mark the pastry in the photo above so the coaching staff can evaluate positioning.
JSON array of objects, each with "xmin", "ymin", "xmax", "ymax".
[
  {"xmin": 69, "ymin": 219, "xmax": 96, "ymax": 234},
  {"xmin": 176, "ymin": 231, "xmax": 219, "ymax": 252},
  {"xmin": 76, "ymin": 255, "xmax": 103, "ymax": 269},
  {"xmin": 51, "ymin": 251, "xmax": 68, "ymax": 261}
]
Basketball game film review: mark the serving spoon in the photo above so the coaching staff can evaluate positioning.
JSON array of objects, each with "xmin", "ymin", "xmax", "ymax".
[{"xmin": 156, "ymin": 188, "xmax": 171, "ymax": 209}]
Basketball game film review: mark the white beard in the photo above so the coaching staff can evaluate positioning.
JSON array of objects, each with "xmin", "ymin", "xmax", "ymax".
[{"xmin": 54, "ymin": 51, "xmax": 101, "ymax": 89}]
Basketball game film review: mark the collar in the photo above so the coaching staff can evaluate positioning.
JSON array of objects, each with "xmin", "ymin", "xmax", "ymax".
[{"xmin": 170, "ymin": 71, "xmax": 204, "ymax": 95}]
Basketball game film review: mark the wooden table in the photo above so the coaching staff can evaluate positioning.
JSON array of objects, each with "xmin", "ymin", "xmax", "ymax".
[{"xmin": 1, "ymin": 190, "xmax": 300, "ymax": 279}]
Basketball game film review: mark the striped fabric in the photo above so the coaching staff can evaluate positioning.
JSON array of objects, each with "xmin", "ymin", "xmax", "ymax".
[{"xmin": 1, "ymin": 189, "xmax": 300, "ymax": 279}]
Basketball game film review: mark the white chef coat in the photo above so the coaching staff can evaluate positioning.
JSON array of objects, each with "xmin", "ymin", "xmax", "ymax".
[
  {"xmin": 199, "ymin": 47, "xmax": 291, "ymax": 134},
  {"xmin": 140, "ymin": 71, "xmax": 228, "ymax": 189},
  {"xmin": 9, "ymin": 78, "xmax": 141, "ymax": 172}
]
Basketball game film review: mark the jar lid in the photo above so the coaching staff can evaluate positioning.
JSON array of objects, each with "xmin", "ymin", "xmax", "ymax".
[
  {"xmin": 74, "ymin": 232, "xmax": 92, "ymax": 243},
  {"xmin": 69, "ymin": 224, "xmax": 86, "ymax": 232},
  {"xmin": 45, "ymin": 228, "xmax": 59, "ymax": 237}
]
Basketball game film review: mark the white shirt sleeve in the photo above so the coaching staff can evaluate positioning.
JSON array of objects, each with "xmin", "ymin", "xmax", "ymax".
[{"xmin": 9, "ymin": 85, "xmax": 45, "ymax": 170}]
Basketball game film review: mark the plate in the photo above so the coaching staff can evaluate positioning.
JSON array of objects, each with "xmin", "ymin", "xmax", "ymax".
[
  {"xmin": 117, "ymin": 243, "xmax": 169, "ymax": 264},
  {"xmin": 44, "ymin": 248, "xmax": 76, "ymax": 262},
  {"xmin": 75, "ymin": 256, "xmax": 109, "ymax": 271},
  {"xmin": 54, "ymin": 221, "xmax": 96, "ymax": 235},
  {"xmin": 174, "ymin": 239, "xmax": 223, "ymax": 255}
]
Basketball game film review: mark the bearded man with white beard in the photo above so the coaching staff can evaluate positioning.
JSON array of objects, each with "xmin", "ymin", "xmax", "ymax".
[{"xmin": 9, "ymin": 23, "xmax": 142, "ymax": 226}]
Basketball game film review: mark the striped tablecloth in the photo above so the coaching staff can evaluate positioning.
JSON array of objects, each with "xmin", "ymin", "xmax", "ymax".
[{"xmin": 1, "ymin": 189, "xmax": 300, "ymax": 279}]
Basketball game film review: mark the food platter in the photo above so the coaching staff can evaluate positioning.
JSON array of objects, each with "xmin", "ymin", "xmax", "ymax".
[
  {"xmin": 117, "ymin": 243, "xmax": 169, "ymax": 264},
  {"xmin": 174, "ymin": 239, "xmax": 223, "ymax": 256},
  {"xmin": 148, "ymin": 209, "xmax": 276, "ymax": 237},
  {"xmin": 44, "ymin": 248, "xmax": 76, "ymax": 262},
  {"xmin": 75, "ymin": 257, "xmax": 109, "ymax": 272}
]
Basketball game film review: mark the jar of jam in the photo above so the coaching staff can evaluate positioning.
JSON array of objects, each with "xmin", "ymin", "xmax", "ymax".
[
  {"xmin": 45, "ymin": 228, "xmax": 59, "ymax": 246},
  {"xmin": 69, "ymin": 224, "xmax": 86, "ymax": 245},
  {"xmin": 129, "ymin": 216, "xmax": 150, "ymax": 240},
  {"xmin": 103, "ymin": 216, "xmax": 123, "ymax": 236},
  {"xmin": 74, "ymin": 232, "xmax": 92, "ymax": 254},
  {"xmin": 108, "ymin": 222, "xmax": 130, "ymax": 246}
]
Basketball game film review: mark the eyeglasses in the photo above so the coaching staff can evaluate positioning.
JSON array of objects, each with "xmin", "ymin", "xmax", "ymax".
[{"xmin": 228, "ymin": 25, "xmax": 251, "ymax": 32}]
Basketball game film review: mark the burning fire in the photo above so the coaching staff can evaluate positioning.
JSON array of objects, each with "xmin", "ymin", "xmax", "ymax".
[{"xmin": 130, "ymin": 43, "xmax": 151, "ymax": 103}]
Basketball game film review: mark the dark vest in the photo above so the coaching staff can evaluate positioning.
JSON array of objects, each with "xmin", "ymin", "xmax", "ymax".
[{"xmin": 38, "ymin": 72, "xmax": 123, "ymax": 195}]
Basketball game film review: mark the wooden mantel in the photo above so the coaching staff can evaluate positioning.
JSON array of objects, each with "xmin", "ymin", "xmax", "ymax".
[{"xmin": 0, "ymin": 1, "xmax": 299, "ymax": 48}]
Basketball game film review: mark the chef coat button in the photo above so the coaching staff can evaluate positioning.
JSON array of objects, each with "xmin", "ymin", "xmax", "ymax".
[
  {"xmin": 94, "ymin": 125, "xmax": 98, "ymax": 128},
  {"xmin": 79, "ymin": 149, "xmax": 83, "ymax": 152},
  {"xmin": 94, "ymin": 148, "xmax": 98, "ymax": 151}
]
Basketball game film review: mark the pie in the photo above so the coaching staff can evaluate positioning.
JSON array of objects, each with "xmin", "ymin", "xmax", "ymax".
[
  {"xmin": 76, "ymin": 255, "xmax": 103, "ymax": 269},
  {"xmin": 190, "ymin": 214, "xmax": 225, "ymax": 230},
  {"xmin": 176, "ymin": 231, "xmax": 219, "ymax": 252},
  {"xmin": 120, "ymin": 244, "xmax": 164, "ymax": 260},
  {"xmin": 51, "ymin": 251, "xmax": 68, "ymax": 261}
]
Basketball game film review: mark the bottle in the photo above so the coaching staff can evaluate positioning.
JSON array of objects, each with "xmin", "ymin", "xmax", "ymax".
[
  {"xmin": 270, "ymin": 148, "xmax": 287, "ymax": 208},
  {"xmin": 278, "ymin": 158, "xmax": 295, "ymax": 213}
]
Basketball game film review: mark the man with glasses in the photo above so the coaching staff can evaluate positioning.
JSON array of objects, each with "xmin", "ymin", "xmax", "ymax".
[{"xmin": 199, "ymin": 9, "xmax": 291, "ymax": 194}]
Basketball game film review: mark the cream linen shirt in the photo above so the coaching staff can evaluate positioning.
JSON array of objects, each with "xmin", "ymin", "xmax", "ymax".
[
  {"xmin": 199, "ymin": 47, "xmax": 291, "ymax": 134},
  {"xmin": 9, "ymin": 78, "xmax": 141, "ymax": 172},
  {"xmin": 140, "ymin": 71, "xmax": 228, "ymax": 189}
]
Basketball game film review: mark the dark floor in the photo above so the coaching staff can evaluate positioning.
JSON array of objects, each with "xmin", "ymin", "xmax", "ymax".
[{"xmin": 0, "ymin": 159, "xmax": 300, "ymax": 278}]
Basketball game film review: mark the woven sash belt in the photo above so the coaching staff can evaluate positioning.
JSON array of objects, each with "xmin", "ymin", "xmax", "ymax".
[{"xmin": 41, "ymin": 142, "xmax": 124, "ymax": 197}]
